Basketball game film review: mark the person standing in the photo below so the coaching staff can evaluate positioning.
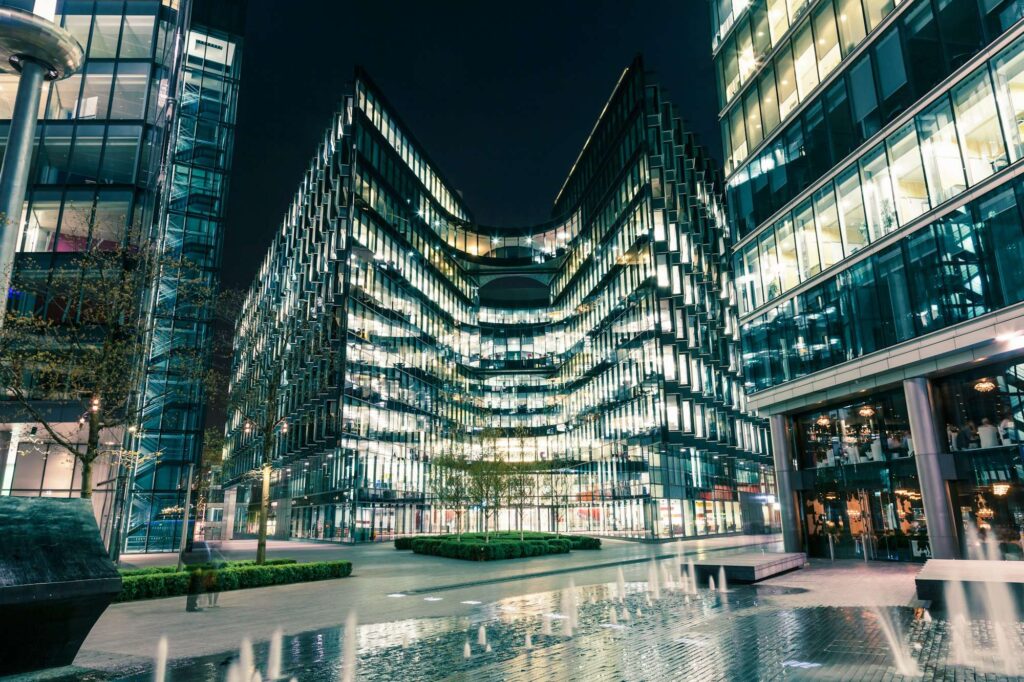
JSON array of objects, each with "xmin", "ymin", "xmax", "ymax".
[
  {"xmin": 978, "ymin": 417, "xmax": 1001, "ymax": 449},
  {"xmin": 1000, "ymin": 413, "xmax": 1018, "ymax": 445}
]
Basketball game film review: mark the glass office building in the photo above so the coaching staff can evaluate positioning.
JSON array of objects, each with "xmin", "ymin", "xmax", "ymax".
[
  {"xmin": 0, "ymin": 0, "xmax": 245, "ymax": 553},
  {"xmin": 223, "ymin": 59, "xmax": 776, "ymax": 543},
  {"xmin": 716, "ymin": 0, "xmax": 1024, "ymax": 561}
]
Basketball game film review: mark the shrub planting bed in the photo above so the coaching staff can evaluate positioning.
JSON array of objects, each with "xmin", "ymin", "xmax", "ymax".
[
  {"xmin": 115, "ymin": 559, "xmax": 351, "ymax": 602},
  {"xmin": 395, "ymin": 532, "xmax": 600, "ymax": 561}
]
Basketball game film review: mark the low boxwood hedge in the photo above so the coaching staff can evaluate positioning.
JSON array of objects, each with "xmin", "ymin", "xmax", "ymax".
[
  {"xmin": 403, "ymin": 534, "xmax": 595, "ymax": 561},
  {"xmin": 115, "ymin": 559, "xmax": 351, "ymax": 602},
  {"xmin": 118, "ymin": 557, "xmax": 298, "ymax": 579},
  {"xmin": 395, "ymin": 531, "xmax": 600, "ymax": 555}
]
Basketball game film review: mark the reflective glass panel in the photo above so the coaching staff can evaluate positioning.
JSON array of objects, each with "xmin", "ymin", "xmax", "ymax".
[
  {"xmin": 952, "ymin": 70, "xmax": 1009, "ymax": 185},
  {"xmin": 887, "ymin": 122, "xmax": 929, "ymax": 225}
]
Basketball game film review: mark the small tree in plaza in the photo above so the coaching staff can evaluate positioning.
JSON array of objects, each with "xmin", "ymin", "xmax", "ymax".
[
  {"xmin": 430, "ymin": 450, "xmax": 470, "ymax": 540},
  {"xmin": 546, "ymin": 463, "xmax": 574, "ymax": 537},
  {"xmin": 467, "ymin": 454, "xmax": 509, "ymax": 542},
  {"xmin": 0, "ymin": 237, "xmax": 214, "ymax": 499},
  {"xmin": 506, "ymin": 461, "xmax": 538, "ymax": 540}
]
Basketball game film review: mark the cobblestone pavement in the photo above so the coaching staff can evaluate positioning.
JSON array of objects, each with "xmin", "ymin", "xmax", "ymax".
[
  {"xmin": 76, "ymin": 575, "xmax": 1024, "ymax": 681},
  {"xmin": 19, "ymin": 549, "xmax": 1021, "ymax": 682}
]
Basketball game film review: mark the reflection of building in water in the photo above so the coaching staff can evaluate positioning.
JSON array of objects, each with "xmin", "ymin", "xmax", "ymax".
[
  {"xmin": 222, "ymin": 60, "xmax": 776, "ymax": 543},
  {"xmin": 716, "ymin": 0, "xmax": 1024, "ymax": 561}
]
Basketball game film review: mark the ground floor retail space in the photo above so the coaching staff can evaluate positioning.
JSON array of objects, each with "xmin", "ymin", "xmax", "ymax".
[{"xmin": 774, "ymin": 356, "xmax": 1024, "ymax": 563}]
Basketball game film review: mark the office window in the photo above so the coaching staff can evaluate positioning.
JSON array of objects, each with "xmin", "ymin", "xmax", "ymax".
[
  {"xmin": 874, "ymin": 30, "xmax": 909, "ymax": 120},
  {"xmin": 887, "ymin": 122, "xmax": 929, "ymax": 225},
  {"xmin": 775, "ymin": 45, "xmax": 799, "ymax": 119},
  {"xmin": 79, "ymin": 63, "xmax": 114, "ymax": 119},
  {"xmin": 737, "ymin": 22, "xmax": 756, "ymax": 84},
  {"xmin": 863, "ymin": 0, "xmax": 895, "ymax": 30},
  {"xmin": 722, "ymin": 36, "xmax": 740, "ymax": 102},
  {"xmin": 860, "ymin": 143, "xmax": 897, "ymax": 238},
  {"xmin": 741, "ymin": 242, "xmax": 762, "ymax": 310},
  {"xmin": 99, "ymin": 125, "xmax": 141, "ymax": 183},
  {"xmin": 776, "ymin": 216, "xmax": 800, "ymax": 291},
  {"xmin": 935, "ymin": 0, "xmax": 984, "ymax": 70},
  {"xmin": 992, "ymin": 37, "xmax": 1024, "ymax": 162},
  {"xmin": 759, "ymin": 230, "xmax": 782, "ymax": 300},
  {"xmin": 849, "ymin": 54, "xmax": 880, "ymax": 139},
  {"xmin": 917, "ymin": 97, "xmax": 967, "ymax": 204},
  {"xmin": 836, "ymin": 0, "xmax": 867, "ymax": 53},
  {"xmin": 814, "ymin": 185, "xmax": 844, "ymax": 268},
  {"xmin": 767, "ymin": 0, "xmax": 790, "ymax": 44},
  {"xmin": 793, "ymin": 20, "xmax": 819, "ymax": 100},
  {"xmin": 89, "ymin": 12, "xmax": 122, "ymax": 58},
  {"xmin": 729, "ymin": 105, "xmax": 748, "ymax": 164},
  {"xmin": 751, "ymin": 2, "xmax": 772, "ymax": 59},
  {"xmin": 794, "ymin": 199, "xmax": 821, "ymax": 280},
  {"xmin": 977, "ymin": 187, "xmax": 1024, "ymax": 306},
  {"xmin": 110, "ymin": 63, "xmax": 148, "ymax": 119},
  {"xmin": 952, "ymin": 70, "xmax": 1008, "ymax": 185},
  {"xmin": 836, "ymin": 166, "xmax": 869, "ymax": 254},
  {"xmin": 903, "ymin": 0, "xmax": 945, "ymax": 96},
  {"xmin": 119, "ymin": 12, "xmax": 155, "ymax": 59},
  {"xmin": 826, "ymin": 80, "xmax": 856, "ymax": 161},
  {"xmin": 21, "ymin": 192, "xmax": 61, "ymax": 252},
  {"xmin": 744, "ymin": 87, "xmax": 763, "ymax": 148},
  {"xmin": 759, "ymin": 67, "xmax": 781, "ymax": 134},
  {"xmin": 813, "ymin": 1, "xmax": 842, "ymax": 78}
]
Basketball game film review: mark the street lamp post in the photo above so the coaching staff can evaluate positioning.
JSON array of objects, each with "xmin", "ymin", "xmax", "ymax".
[{"xmin": 0, "ymin": 6, "xmax": 82, "ymax": 323}]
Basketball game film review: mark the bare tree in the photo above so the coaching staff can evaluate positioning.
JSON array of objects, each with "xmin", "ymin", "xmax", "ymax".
[
  {"xmin": 0, "ymin": 236, "xmax": 213, "ymax": 498},
  {"xmin": 430, "ymin": 450, "xmax": 470, "ymax": 540},
  {"xmin": 506, "ymin": 462, "xmax": 537, "ymax": 540}
]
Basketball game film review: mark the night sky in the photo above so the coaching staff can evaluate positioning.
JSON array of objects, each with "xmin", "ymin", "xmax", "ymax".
[{"xmin": 221, "ymin": 0, "xmax": 718, "ymax": 289}]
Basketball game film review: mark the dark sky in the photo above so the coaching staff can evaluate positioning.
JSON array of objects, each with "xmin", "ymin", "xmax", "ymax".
[{"xmin": 221, "ymin": 0, "xmax": 718, "ymax": 289}]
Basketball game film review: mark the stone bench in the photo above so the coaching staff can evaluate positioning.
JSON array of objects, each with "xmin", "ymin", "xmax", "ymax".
[
  {"xmin": 916, "ymin": 559, "xmax": 1024, "ymax": 614},
  {"xmin": 687, "ymin": 551, "xmax": 807, "ymax": 584}
]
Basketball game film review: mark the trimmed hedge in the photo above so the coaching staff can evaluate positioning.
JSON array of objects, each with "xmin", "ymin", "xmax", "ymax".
[
  {"xmin": 395, "ymin": 532, "xmax": 601, "ymax": 554},
  {"xmin": 118, "ymin": 558, "xmax": 297, "ymax": 579},
  {"xmin": 115, "ymin": 560, "xmax": 351, "ymax": 602}
]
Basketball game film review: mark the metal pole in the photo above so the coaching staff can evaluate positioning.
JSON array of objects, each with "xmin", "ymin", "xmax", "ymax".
[
  {"xmin": 176, "ymin": 462, "xmax": 195, "ymax": 571},
  {"xmin": 0, "ymin": 58, "xmax": 46, "ymax": 323}
]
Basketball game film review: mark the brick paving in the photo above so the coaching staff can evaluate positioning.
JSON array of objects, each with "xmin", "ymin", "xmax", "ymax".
[{"xmin": 18, "ymin": 537, "xmax": 1022, "ymax": 681}]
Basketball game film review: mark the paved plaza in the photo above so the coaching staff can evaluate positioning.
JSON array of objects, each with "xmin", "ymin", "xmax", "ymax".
[
  {"xmin": 14, "ymin": 536, "xmax": 1024, "ymax": 679},
  {"xmin": 15, "ymin": 535, "xmax": 1021, "ymax": 681}
]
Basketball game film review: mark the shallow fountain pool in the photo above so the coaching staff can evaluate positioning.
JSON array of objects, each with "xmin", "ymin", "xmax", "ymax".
[{"xmin": 103, "ymin": 568, "xmax": 1024, "ymax": 682}]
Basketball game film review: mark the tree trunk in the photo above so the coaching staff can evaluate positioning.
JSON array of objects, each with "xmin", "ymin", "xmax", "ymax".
[
  {"xmin": 256, "ymin": 460, "xmax": 271, "ymax": 565},
  {"xmin": 81, "ymin": 400, "xmax": 101, "ymax": 499},
  {"xmin": 80, "ymin": 458, "xmax": 93, "ymax": 499}
]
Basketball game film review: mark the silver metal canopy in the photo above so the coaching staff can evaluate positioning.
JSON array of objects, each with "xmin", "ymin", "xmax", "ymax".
[{"xmin": 0, "ymin": 7, "xmax": 84, "ymax": 80}]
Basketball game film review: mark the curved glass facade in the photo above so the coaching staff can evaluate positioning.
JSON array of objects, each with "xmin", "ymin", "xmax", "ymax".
[{"xmin": 224, "ymin": 61, "xmax": 774, "ymax": 542}]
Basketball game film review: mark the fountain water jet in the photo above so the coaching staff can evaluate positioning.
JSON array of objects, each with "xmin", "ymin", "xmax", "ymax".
[
  {"xmin": 869, "ymin": 606, "xmax": 920, "ymax": 677},
  {"xmin": 610, "ymin": 608, "xmax": 618, "ymax": 626},
  {"xmin": 525, "ymin": 632, "xmax": 532, "ymax": 650},
  {"xmin": 154, "ymin": 636, "xmax": 167, "ymax": 682},
  {"xmin": 477, "ymin": 625, "xmax": 487, "ymax": 646},
  {"xmin": 943, "ymin": 580, "xmax": 976, "ymax": 668},
  {"xmin": 267, "ymin": 628, "xmax": 282, "ymax": 680},
  {"xmin": 616, "ymin": 567, "xmax": 626, "ymax": 603},
  {"xmin": 688, "ymin": 559, "xmax": 698, "ymax": 595},
  {"xmin": 647, "ymin": 560, "xmax": 661, "ymax": 600},
  {"xmin": 541, "ymin": 614, "xmax": 552, "ymax": 635},
  {"xmin": 463, "ymin": 641, "xmax": 471, "ymax": 659},
  {"xmin": 340, "ymin": 611, "xmax": 357, "ymax": 682},
  {"xmin": 718, "ymin": 566, "xmax": 728, "ymax": 593},
  {"xmin": 708, "ymin": 576, "xmax": 715, "ymax": 592},
  {"xmin": 240, "ymin": 638, "xmax": 255, "ymax": 681}
]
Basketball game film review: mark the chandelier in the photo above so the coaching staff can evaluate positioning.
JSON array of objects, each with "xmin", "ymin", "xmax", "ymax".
[
  {"xmin": 857, "ymin": 405, "xmax": 876, "ymax": 418},
  {"xmin": 816, "ymin": 415, "xmax": 831, "ymax": 427},
  {"xmin": 977, "ymin": 506, "xmax": 995, "ymax": 520},
  {"xmin": 993, "ymin": 483, "xmax": 1011, "ymax": 497},
  {"xmin": 974, "ymin": 378, "xmax": 997, "ymax": 393}
]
